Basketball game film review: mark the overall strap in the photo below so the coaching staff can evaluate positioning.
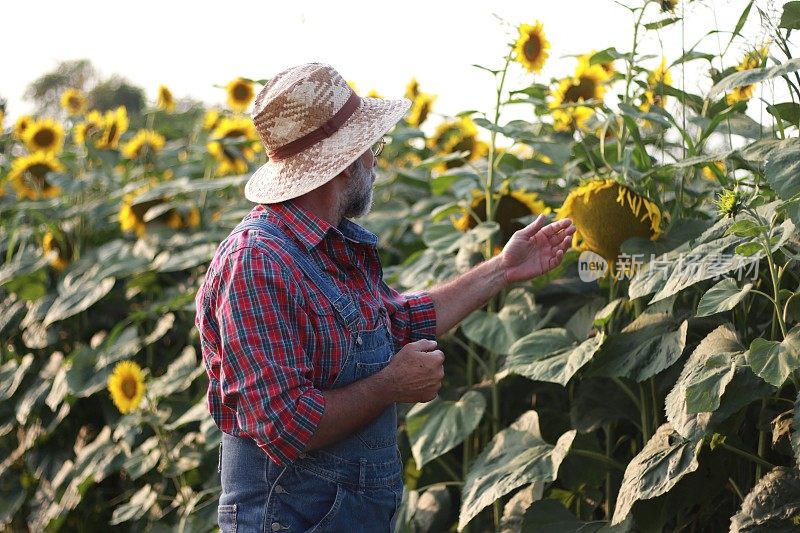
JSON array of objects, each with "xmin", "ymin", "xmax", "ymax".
[{"xmin": 232, "ymin": 218, "xmax": 361, "ymax": 334}]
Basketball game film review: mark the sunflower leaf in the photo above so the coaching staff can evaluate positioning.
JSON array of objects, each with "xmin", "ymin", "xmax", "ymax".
[
  {"xmin": 644, "ymin": 17, "xmax": 681, "ymax": 30},
  {"xmin": 779, "ymin": 1, "xmax": 800, "ymax": 29},
  {"xmin": 765, "ymin": 139, "xmax": 800, "ymax": 200},
  {"xmin": 695, "ymin": 278, "xmax": 752, "ymax": 317},
  {"xmin": 709, "ymin": 58, "xmax": 800, "ymax": 99},
  {"xmin": 746, "ymin": 325, "xmax": 800, "ymax": 387}
]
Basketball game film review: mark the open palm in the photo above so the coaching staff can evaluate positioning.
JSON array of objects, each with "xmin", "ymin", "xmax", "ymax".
[{"xmin": 501, "ymin": 215, "xmax": 576, "ymax": 284}]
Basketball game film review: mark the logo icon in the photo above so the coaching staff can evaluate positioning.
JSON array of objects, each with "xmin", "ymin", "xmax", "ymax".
[{"xmin": 578, "ymin": 250, "xmax": 608, "ymax": 282}]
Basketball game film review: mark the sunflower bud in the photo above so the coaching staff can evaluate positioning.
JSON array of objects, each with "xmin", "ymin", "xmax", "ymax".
[{"xmin": 716, "ymin": 188, "xmax": 745, "ymax": 218}]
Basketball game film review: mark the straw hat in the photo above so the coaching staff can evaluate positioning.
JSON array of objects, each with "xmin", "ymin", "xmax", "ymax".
[{"xmin": 244, "ymin": 63, "xmax": 411, "ymax": 204}]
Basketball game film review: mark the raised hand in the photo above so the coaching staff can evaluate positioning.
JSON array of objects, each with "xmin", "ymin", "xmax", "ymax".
[{"xmin": 501, "ymin": 215, "xmax": 576, "ymax": 284}]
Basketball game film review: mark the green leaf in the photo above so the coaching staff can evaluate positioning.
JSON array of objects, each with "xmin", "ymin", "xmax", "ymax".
[
  {"xmin": 747, "ymin": 325, "xmax": 800, "ymax": 387},
  {"xmin": 522, "ymin": 499, "xmax": 628, "ymax": 532},
  {"xmin": 731, "ymin": 1, "xmax": 755, "ymax": 44},
  {"xmin": 148, "ymin": 347, "xmax": 204, "ymax": 398},
  {"xmin": 684, "ymin": 353, "xmax": 737, "ymax": 413},
  {"xmin": 430, "ymin": 169, "xmax": 479, "ymax": 196},
  {"xmin": 736, "ymin": 242, "xmax": 764, "ymax": 257},
  {"xmin": 611, "ymin": 423, "xmax": 703, "ymax": 525},
  {"xmin": 725, "ymin": 219, "xmax": 768, "ymax": 238},
  {"xmin": 644, "ymin": 17, "xmax": 680, "ymax": 30},
  {"xmin": 460, "ymin": 306, "xmax": 522, "ymax": 355},
  {"xmin": 586, "ymin": 312, "xmax": 688, "ymax": 382},
  {"xmin": 709, "ymin": 58, "xmax": 800, "ymax": 99},
  {"xmin": 765, "ymin": 139, "xmax": 800, "ymax": 200},
  {"xmin": 570, "ymin": 377, "xmax": 640, "ymax": 433},
  {"xmin": 695, "ymin": 278, "xmax": 752, "ymax": 317},
  {"xmin": 422, "ymin": 221, "xmax": 463, "ymax": 253},
  {"xmin": 123, "ymin": 436, "xmax": 161, "ymax": 480},
  {"xmin": 667, "ymin": 325, "xmax": 774, "ymax": 440},
  {"xmin": 779, "ymin": 1, "xmax": 800, "ymax": 29},
  {"xmin": 730, "ymin": 467, "xmax": 800, "ymax": 532},
  {"xmin": 767, "ymin": 103, "xmax": 800, "ymax": 125},
  {"xmin": 502, "ymin": 331, "xmax": 605, "ymax": 386},
  {"xmin": 458, "ymin": 411, "xmax": 576, "ymax": 530},
  {"xmin": 0, "ymin": 354, "xmax": 34, "ymax": 401},
  {"xmin": 405, "ymin": 390, "xmax": 486, "ymax": 469},
  {"xmin": 153, "ymin": 242, "xmax": 218, "ymax": 272},
  {"xmin": 110, "ymin": 484, "xmax": 158, "ymax": 525}
]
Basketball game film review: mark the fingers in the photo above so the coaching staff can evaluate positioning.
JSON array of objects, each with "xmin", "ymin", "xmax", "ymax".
[
  {"xmin": 411, "ymin": 338, "xmax": 438, "ymax": 350},
  {"xmin": 519, "ymin": 214, "xmax": 547, "ymax": 238}
]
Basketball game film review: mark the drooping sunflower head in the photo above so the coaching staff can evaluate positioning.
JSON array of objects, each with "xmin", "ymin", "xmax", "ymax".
[
  {"xmin": 660, "ymin": 0, "xmax": 678, "ymax": 13},
  {"xmin": 122, "ymin": 129, "xmax": 166, "ymax": 159},
  {"xmin": 119, "ymin": 186, "xmax": 188, "ymax": 237},
  {"xmin": 60, "ymin": 88, "xmax": 87, "ymax": 115},
  {"xmin": 726, "ymin": 84, "xmax": 756, "ymax": 105},
  {"xmin": 453, "ymin": 187, "xmax": 552, "ymax": 245},
  {"xmin": 157, "ymin": 85, "xmax": 175, "ymax": 112},
  {"xmin": 14, "ymin": 115, "xmax": 33, "ymax": 139},
  {"xmin": 42, "ymin": 231, "xmax": 72, "ymax": 270},
  {"xmin": 647, "ymin": 57, "xmax": 673, "ymax": 87},
  {"xmin": 514, "ymin": 21, "xmax": 551, "ymax": 74},
  {"xmin": 405, "ymin": 78, "xmax": 420, "ymax": 100},
  {"xmin": 203, "ymin": 109, "xmax": 221, "ymax": 131},
  {"xmin": 226, "ymin": 77, "xmax": 255, "ymax": 113},
  {"xmin": 556, "ymin": 178, "xmax": 661, "ymax": 262},
  {"xmin": 737, "ymin": 45, "xmax": 769, "ymax": 71},
  {"xmin": 8, "ymin": 152, "xmax": 64, "ymax": 200},
  {"xmin": 407, "ymin": 93, "xmax": 436, "ymax": 127},
  {"xmin": 22, "ymin": 119, "xmax": 65, "ymax": 155},
  {"xmin": 107, "ymin": 360, "xmax": 145, "ymax": 414},
  {"xmin": 73, "ymin": 110, "xmax": 104, "ymax": 145},
  {"xmin": 97, "ymin": 106, "xmax": 129, "ymax": 150}
]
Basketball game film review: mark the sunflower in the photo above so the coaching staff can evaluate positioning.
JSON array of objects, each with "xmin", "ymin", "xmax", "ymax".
[
  {"xmin": 405, "ymin": 78, "xmax": 420, "ymax": 100},
  {"xmin": 14, "ymin": 115, "xmax": 32, "ymax": 139},
  {"xmin": 96, "ymin": 106, "xmax": 129, "ymax": 150},
  {"xmin": 226, "ymin": 77, "xmax": 255, "ymax": 113},
  {"xmin": 514, "ymin": 21, "xmax": 550, "ymax": 74},
  {"xmin": 726, "ymin": 85, "xmax": 756, "ymax": 105},
  {"xmin": 107, "ymin": 360, "xmax": 145, "ymax": 414},
  {"xmin": 42, "ymin": 231, "xmax": 72, "ymax": 270},
  {"xmin": 556, "ymin": 179, "xmax": 661, "ymax": 263},
  {"xmin": 724, "ymin": 46, "xmax": 768, "ymax": 105},
  {"xmin": 660, "ymin": 0, "xmax": 678, "ymax": 13},
  {"xmin": 427, "ymin": 117, "xmax": 488, "ymax": 173},
  {"xmin": 639, "ymin": 57, "xmax": 673, "ymax": 112},
  {"xmin": 578, "ymin": 51, "xmax": 616, "ymax": 79},
  {"xmin": 119, "ymin": 186, "xmax": 186, "ymax": 237},
  {"xmin": 702, "ymin": 160, "xmax": 726, "ymax": 180},
  {"xmin": 207, "ymin": 116, "xmax": 259, "ymax": 176},
  {"xmin": 8, "ymin": 152, "xmax": 64, "ymax": 200},
  {"xmin": 453, "ymin": 186, "xmax": 551, "ymax": 244},
  {"xmin": 203, "ymin": 109, "xmax": 221, "ymax": 131},
  {"xmin": 157, "ymin": 85, "xmax": 175, "ymax": 112},
  {"xmin": 22, "ymin": 119, "xmax": 65, "ymax": 155},
  {"xmin": 407, "ymin": 92, "xmax": 436, "ymax": 127},
  {"xmin": 207, "ymin": 141, "xmax": 252, "ymax": 175},
  {"xmin": 73, "ymin": 110, "xmax": 104, "ymax": 145},
  {"xmin": 550, "ymin": 60, "xmax": 608, "ymax": 131},
  {"xmin": 122, "ymin": 129, "xmax": 166, "ymax": 159},
  {"xmin": 60, "ymin": 88, "xmax": 87, "ymax": 115}
]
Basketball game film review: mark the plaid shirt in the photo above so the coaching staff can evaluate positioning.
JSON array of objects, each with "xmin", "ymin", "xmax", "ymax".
[{"xmin": 195, "ymin": 200, "xmax": 437, "ymax": 467}]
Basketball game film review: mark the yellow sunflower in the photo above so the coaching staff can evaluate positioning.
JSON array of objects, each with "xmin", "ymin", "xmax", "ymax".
[
  {"xmin": 556, "ymin": 179, "xmax": 661, "ymax": 263},
  {"xmin": 514, "ymin": 21, "xmax": 551, "ymax": 74},
  {"xmin": 42, "ymin": 231, "xmax": 72, "ymax": 270},
  {"xmin": 550, "ymin": 60, "xmax": 608, "ymax": 131},
  {"xmin": 74, "ymin": 110, "xmax": 104, "ymax": 145},
  {"xmin": 60, "ymin": 88, "xmax": 87, "ymax": 116},
  {"xmin": 8, "ymin": 152, "xmax": 64, "ymax": 200},
  {"xmin": 702, "ymin": 161, "xmax": 726, "ymax": 181},
  {"xmin": 207, "ymin": 116, "xmax": 259, "ymax": 176},
  {"xmin": 226, "ymin": 77, "xmax": 255, "ymax": 113},
  {"xmin": 726, "ymin": 85, "xmax": 756, "ymax": 105},
  {"xmin": 723, "ymin": 46, "xmax": 768, "ymax": 105},
  {"xmin": 14, "ymin": 115, "xmax": 32, "ymax": 139},
  {"xmin": 453, "ymin": 186, "xmax": 551, "ymax": 245},
  {"xmin": 640, "ymin": 57, "xmax": 672, "ymax": 112},
  {"xmin": 22, "ymin": 119, "xmax": 65, "ymax": 155},
  {"xmin": 107, "ymin": 360, "xmax": 145, "ymax": 414},
  {"xmin": 427, "ymin": 117, "xmax": 488, "ymax": 173},
  {"xmin": 407, "ymin": 92, "xmax": 436, "ymax": 127},
  {"xmin": 207, "ymin": 141, "xmax": 253, "ymax": 175},
  {"xmin": 119, "ymin": 186, "xmax": 186, "ymax": 237},
  {"xmin": 203, "ymin": 109, "xmax": 221, "ymax": 131},
  {"xmin": 578, "ymin": 51, "xmax": 616, "ymax": 79},
  {"xmin": 122, "ymin": 129, "xmax": 166, "ymax": 159},
  {"xmin": 96, "ymin": 106, "xmax": 129, "ymax": 150},
  {"xmin": 157, "ymin": 85, "xmax": 175, "ymax": 112},
  {"xmin": 405, "ymin": 78, "xmax": 420, "ymax": 100}
]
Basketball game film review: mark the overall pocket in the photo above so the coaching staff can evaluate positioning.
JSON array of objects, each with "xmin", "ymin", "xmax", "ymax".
[
  {"xmin": 354, "ymin": 358, "xmax": 398, "ymax": 449},
  {"xmin": 270, "ymin": 465, "xmax": 344, "ymax": 532},
  {"xmin": 217, "ymin": 504, "xmax": 237, "ymax": 533}
]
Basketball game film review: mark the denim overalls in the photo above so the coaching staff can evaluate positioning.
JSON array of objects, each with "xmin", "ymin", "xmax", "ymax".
[{"xmin": 217, "ymin": 217, "xmax": 403, "ymax": 533}]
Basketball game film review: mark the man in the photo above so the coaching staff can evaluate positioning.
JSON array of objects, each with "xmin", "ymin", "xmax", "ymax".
[{"xmin": 195, "ymin": 63, "xmax": 575, "ymax": 533}]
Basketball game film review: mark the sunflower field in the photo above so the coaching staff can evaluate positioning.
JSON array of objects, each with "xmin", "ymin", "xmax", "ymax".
[{"xmin": 4, "ymin": 0, "xmax": 800, "ymax": 531}]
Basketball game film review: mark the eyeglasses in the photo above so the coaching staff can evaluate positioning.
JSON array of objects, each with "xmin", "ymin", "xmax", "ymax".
[{"xmin": 371, "ymin": 137, "xmax": 387, "ymax": 157}]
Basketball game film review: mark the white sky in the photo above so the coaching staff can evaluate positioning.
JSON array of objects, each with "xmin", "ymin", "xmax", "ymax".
[{"xmin": 1, "ymin": 0, "xmax": 788, "ymax": 128}]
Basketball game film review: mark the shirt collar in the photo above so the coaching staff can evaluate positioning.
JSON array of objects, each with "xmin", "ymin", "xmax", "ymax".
[{"xmin": 251, "ymin": 200, "xmax": 378, "ymax": 251}]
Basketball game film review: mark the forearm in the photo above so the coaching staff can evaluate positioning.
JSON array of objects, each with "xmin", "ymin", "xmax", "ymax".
[
  {"xmin": 428, "ymin": 254, "xmax": 507, "ymax": 336},
  {"xmin": 304, "ymin": 372, "xmax": 393, "ymax": 452}
]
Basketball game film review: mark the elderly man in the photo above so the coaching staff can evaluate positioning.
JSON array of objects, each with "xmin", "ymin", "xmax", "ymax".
[{"xmin": 195, "ymin": 63, "xmax": 575, "ymax": 533}]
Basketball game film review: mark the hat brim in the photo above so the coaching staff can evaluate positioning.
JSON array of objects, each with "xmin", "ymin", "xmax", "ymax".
[{"xmin": 244, "ymin": 96, "xmax": 411, "ymax": 204}]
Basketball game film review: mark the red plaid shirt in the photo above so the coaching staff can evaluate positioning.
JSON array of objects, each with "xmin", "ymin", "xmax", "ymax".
[{"xmin": 195, "ymin": 200, "xmax": 436, "ymax": 466}]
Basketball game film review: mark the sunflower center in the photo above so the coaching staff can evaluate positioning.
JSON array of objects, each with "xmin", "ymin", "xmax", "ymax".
[
  {"xmin": 121, "ymin": 376, "xmax": 137, "ymax": 399},
  {"xmin": 232, "ymin": 84, "xmax": 250, "ymax": 101},
  {"xmin": 69, "ymin": 96, "xmax": 81, "ymax": 109},
  {"xmin": 523, "ymin": 35, "xmax": 542, "ymax": 62},
  {"xmin": 564, "ymin": 76, "xmax": 598, "ymax": 103},
  {"xmin": 107, "ymin": 124, "xmax": 118, "ymax": 143},
  {"xmin": 27, "ymin": 163, "xmax": 53, "ymax": 183},
  {"xmin": 34, "ymin": 129, "xmax": 55, "ymax": 148}
]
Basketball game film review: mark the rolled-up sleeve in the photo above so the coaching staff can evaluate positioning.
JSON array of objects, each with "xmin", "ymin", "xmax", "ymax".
[
  {"xmin": 379, "ymin": 281, "xmax": 437, "ymax": 345},
  {"xmin": 216, "ymin": 246, "xmax": 324, "ymax": 466}
]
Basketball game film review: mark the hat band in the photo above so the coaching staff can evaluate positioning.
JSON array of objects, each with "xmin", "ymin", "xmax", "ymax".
[{"xmin": 267, "ymin": 90, "xmax": 361, "ymax": 161}]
